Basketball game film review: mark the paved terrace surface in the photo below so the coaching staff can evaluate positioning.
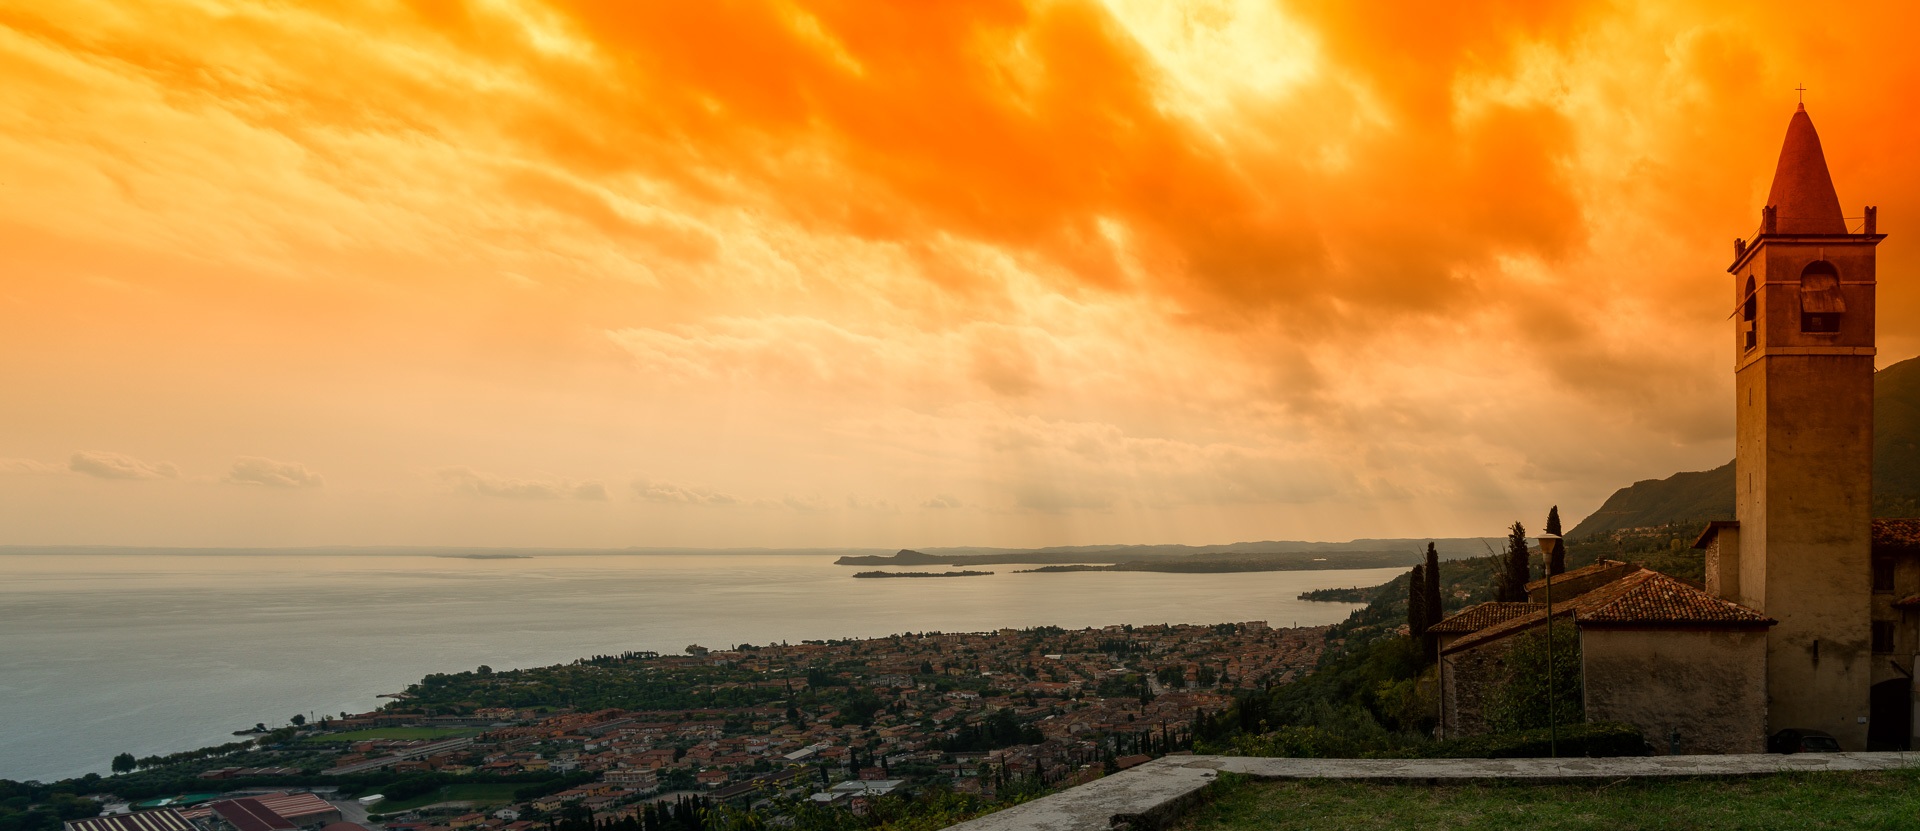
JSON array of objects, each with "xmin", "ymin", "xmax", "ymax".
[{"xmin": 947, "ymin": 752, "xmax": 1920, "ymax": 831}]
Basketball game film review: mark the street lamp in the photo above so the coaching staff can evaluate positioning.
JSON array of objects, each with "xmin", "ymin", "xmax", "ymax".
[{"xmin": 1537, "ymin": 533, "xmax": 1563, "ymax": 758}]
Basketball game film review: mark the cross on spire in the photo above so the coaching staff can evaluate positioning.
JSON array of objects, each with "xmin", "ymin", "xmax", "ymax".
[{"xmin": 1796, "ymin": 84, "xmax": 1807, "ymax": 104}]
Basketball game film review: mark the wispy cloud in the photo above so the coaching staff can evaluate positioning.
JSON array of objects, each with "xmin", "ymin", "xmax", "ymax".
[
  {"xmin": 69, "ymin": 451, "xmax": 179, "ymax": 481},
  {"xmin": 440, "ymin": 467, "xmax": 607, "ymax": 501},
  {"xmin": 225, "ymin": 456, "xmax": 324, "ymax": 488},
  {"xmin": 0, "ymin": 458, "xmax": 62, "ymax": 474},
  {"xmin": 632, "ymin": 479, "xmax": 742, "ymax": 506}
]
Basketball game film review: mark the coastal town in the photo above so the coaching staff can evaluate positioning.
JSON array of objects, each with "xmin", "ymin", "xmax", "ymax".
[{"xmin": 40, "ymin": 622, "xmax": 1329, "ymax": 831}]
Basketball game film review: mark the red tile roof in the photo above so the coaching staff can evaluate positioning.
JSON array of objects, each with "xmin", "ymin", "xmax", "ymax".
[
  {"xmin": 1426, "ymin": 602, "xmax": 1544, "ymax": 634},
  {"xmin": 1441, "ymin": 568, "xmax": 1771, "ymax": 654},
  {"xmin": 1575, "ymin": 570, "xmax": 1774, "ymax": 628},
  {"xmin": 1874, "ymin": 519, "xmax": 1920, "ymax": 554}
]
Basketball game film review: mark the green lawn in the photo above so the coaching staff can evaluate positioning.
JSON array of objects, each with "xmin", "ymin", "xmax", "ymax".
[
  {"xmin": 367, "ymin": 784, "xmax": 523, "ymax": 814},
  {"xmin": 300, "ymin": 727, "xmax": 483, "ymax": 743},
  {"xmin": 1175, "ymin": 770, "xmax": 1920, "ymax": 831}
]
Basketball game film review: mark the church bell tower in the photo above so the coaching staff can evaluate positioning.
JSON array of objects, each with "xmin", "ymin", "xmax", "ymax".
[{"xmin": 1727, "ymin": 103, "xmax": 1880, "ymax": 749}]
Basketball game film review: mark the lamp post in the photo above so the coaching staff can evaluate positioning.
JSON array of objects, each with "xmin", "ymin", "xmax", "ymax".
[{"xmin": 1538, "ymin": 534, "xmax": 1563, "ymax": 758}]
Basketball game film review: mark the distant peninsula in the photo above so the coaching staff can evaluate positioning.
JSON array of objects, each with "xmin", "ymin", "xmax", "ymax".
[
  {"xmin": 1297, "ymin": 585, "xmax": 1381, "ymax": 602},
  {"xmin": 852, "ymin": 570, "xmax": 994, "ymax": 578},
  {"xmin": 837, "ymin": 546, "xmax": 1447, "ymax": 572},
  {"xmin": 829, "ymin": 549, "xmax": 1419, "ymax": 575},
  {"xmin": 434, "ymin": 553, "xmax": 534, "ymax": 560}
]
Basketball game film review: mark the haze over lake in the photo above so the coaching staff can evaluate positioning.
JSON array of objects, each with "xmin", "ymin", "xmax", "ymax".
[{"xmin": 0, "ymin": 549, "xmax": 1394, "ymax": 782}]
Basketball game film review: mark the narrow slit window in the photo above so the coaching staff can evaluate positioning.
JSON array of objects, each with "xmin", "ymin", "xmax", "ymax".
[
  {"xmin": 1874, "ymin": 558, "xmax": 1895, "ymax": 592},
  {"xmin": 1873, "ymin": 620, "xmax": 1896, "ymax": 654},
  {"xmin": 1743, "ymin": 276, "xmax": 1758, "ymax": 350},
  {"xmin": 1800, "ymin": 261, "xmax": 1844, "ymax": 333}
]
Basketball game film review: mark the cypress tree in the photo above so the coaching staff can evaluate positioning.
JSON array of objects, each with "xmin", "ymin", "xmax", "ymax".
[
  {"xmin": 1500, "ymin": 521, "xmax": 1532, "ymax": 602},
  {"xmin": 1545, "ymin": 505, "xmax": 1566, "ymax": 575},
  {"xmin": 1408, "ymin": 564, "xmax": 1428, "ymax": 638},
  {"xmin": 1424, "ymin": 542, "xmax": 1444, "ymax": 622},
  {"xmin": 1423, "ymin": 542, "xmax": 1444, "ymax": 659}
]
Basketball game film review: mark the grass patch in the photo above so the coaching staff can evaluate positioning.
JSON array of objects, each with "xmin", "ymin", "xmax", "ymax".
[
  {"xmin": 1174, "ymin": 769, "xmax": 1920, "ymax": 830},
  {"xmin": 368, "ymin": 784, "xmax": 522, "ymax": 814},
  {"xmin": 300, "ymin": 727, "xmax": 483, "ymax": 743}
]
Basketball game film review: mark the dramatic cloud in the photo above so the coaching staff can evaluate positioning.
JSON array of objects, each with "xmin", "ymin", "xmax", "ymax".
[
  {"xmin": 5, "ymin": 0, "xmax": 1919, "ymax": 547},
  {"xmin": 224, "ymin": 456, "xmax": 324, "ymax": 488},
  {"xmin": 68, "ymin": 451, "xmax": 179, "ymax": 481},
  {"xmin": 440, "ymin": 467, "xmax": 607, "ymax": 501}
]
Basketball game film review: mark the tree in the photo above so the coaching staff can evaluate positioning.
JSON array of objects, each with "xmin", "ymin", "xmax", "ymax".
[
  {"xmin": 1545, "ymin": 506, "xmax": 1566, "ymax": 576},
  {"xmin": 1423, "ymin": 543, "xmax": 1444, "ymax": 659},
  {"xmin": 1498, "ymin": 522, "xmax": 1531, "ymax": 602},
  {"xmin": 111, "ymin": 752, "xmax": 136, "ymax": 773},
  {"xmin": 290, "ymin": 714, "xmax": 306, "ymax": 726},
  {"xmin": 477, "ymin": 665, "xmax": 493, "ymax": 676},
  {"xmin": 1406, "ymin": 565, "xmax": 1428, "ymax": 639},
  {"xmin": 1486, "ymin": 618, "xmax": 1583, "ymax": 733}
]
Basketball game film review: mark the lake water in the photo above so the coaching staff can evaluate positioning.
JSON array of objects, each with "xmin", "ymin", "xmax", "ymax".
[{"xmin": 0, "ymin": 550, "xmax": 1394, "ymax": 782}]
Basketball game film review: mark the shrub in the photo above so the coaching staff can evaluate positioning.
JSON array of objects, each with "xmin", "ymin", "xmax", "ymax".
[{"xmin": 1388, "ymin": 721, "xmax": 1647, "ymax": 759}]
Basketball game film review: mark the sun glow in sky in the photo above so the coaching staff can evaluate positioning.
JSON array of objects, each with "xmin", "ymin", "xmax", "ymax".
[{"xmin": 5, "ymin": 0, "xmax": 1919, "ymax": 548}]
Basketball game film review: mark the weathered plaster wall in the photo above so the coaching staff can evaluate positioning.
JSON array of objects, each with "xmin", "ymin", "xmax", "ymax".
[
  {"xmin": 1583, "ymin": 627, "xmax": 1769, "ymax": 755},
  {"xmin": 1734, "ymin": 237, "xmax": 1877, "ymax": 748},
  {"xmin": 1704, "ymin": 526, "xmax": 1740, "ymax": 601},
  {"xmin": 1438, "ymin": 635, "xmax": 1521, "ymax": 738}
]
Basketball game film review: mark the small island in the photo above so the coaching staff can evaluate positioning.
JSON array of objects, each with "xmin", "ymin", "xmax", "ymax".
[
  {"xmin": 1297, "ymin": 584, "xmax": 1382, "ymax": 603},
  {"xmin": 852, "ymin": 570, "xmax": 995, "ymax": 578}
]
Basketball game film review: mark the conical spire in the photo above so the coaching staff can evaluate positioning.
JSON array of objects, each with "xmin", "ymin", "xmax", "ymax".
[{"xmin": 1765, "ymin": 105, "xmax": 1847, "ymax": 234}]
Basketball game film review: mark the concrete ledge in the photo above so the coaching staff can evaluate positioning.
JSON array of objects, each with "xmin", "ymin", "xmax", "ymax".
[{"xmin": 945, "ymin": 752, "xmax": 1920, "ymax": 831}]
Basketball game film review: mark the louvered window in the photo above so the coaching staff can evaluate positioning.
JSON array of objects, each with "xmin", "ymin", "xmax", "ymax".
[{"xmin": 1801, "ymin": 261, "xmax": 1844, "ymax": 333}]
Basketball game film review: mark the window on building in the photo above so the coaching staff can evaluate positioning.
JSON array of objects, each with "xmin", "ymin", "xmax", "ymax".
[
  {"xmin": 1743, "ymin": 277, "xmax": 1757, "ymax": 350},
  {"xmin": 1872, "ymin": 620, "xmax": 1896, "ymax": 654},
  {"xmin": 1875, "ymin": 559, "xmax": 1896, "ymax": 592},
  {"xmin": 1800, "ymin": 261, "xmax": 1844, "ymax": 333}
]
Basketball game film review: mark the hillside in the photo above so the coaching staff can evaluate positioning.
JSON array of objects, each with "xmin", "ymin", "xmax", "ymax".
[{"xmin": 1570, "ymin": 355, "xmax": 1920, "ymax": 536}]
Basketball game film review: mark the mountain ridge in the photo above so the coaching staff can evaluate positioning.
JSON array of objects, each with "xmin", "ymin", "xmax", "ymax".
[{"xmin": 1569, "ymin": 354, "xmax": 1920, "ymax": 536}]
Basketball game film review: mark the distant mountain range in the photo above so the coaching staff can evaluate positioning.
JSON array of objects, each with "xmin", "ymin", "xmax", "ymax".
[{"xmin": 1569, "ymin": 355, "xmax": 1920, "ymax": 537}]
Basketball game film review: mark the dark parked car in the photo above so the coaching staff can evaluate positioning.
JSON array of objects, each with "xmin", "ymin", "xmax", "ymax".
[{"xmin": 1769, "ymin": 729, "xmax": 1842, "ymax": 754}]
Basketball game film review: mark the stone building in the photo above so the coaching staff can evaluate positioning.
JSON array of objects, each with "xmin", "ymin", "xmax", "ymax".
[
  {"xmin": 1435, "ymin": 562, "xmax": 1774, "ymax": 753},
  {"xmin": 1724, "ymin": 100, "xmax": 1881, "ymax": 750},
  {"xmin": 1438, "ymin": 102, "xmax": 1904, "ymax": 752}
]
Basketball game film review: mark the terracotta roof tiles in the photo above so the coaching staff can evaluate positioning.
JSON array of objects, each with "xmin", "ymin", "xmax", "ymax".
[
  {"xmin": 1576, "ymin": 570, "xmax": 1773, "ymax": 628},
  {"xmin": 1874, "ymin": 519, "xmax": 1920, "ymax": 554},
  {"xmin": 1426, "ymin": 602, "xmax": 1544, "ymax": 634},
  {"xmin": 1441, "ymin": 568, "xmax": 1771, "ymax": 654}
]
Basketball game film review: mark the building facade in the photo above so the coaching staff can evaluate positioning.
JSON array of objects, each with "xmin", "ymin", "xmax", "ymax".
[{"xmin": 1725, "ymin": 102, "xmax": 1881, "ymax": 749}]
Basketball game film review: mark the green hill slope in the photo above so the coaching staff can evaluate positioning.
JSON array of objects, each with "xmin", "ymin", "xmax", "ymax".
[{"xmin": 1570, "ymin": 355, "xmax": 1920, "ymax": 537}]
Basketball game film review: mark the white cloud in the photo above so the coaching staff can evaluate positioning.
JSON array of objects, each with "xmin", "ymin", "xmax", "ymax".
[
  {"xmin": 0, "ymin": 458, "xmax": 61, "ymax": 474},
  {"xmin": 69, "ymin": 450, "xmax": 179, "ymax": 480},
  {"xmin": 225, "ymin": 456, "xmax": 324, "ymax": 488},
  {"xmin": 440, "ymin": 466, "xmax": 607, "ymax": 500},
  {"xmin": 632, "ymin": 479, "xmax": 742, "ymax": 506}
]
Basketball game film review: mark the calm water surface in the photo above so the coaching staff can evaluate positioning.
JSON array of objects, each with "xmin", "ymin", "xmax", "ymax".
[{"xmin": 0, "ymin": 551, "xmax": 1391, "ymax": 781}]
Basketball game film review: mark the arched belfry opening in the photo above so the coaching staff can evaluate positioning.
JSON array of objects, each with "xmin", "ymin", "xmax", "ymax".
[
  {"xmin": 1800, "ymin": 260, "xmax": 1844, "ymax": 333},
  {"xmin": 1743, "ymin": 276, "xmax": 1758, "ymax": 350}
]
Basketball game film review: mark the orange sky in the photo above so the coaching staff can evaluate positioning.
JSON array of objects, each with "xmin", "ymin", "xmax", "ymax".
[{"xmin": 4, "ymin": 0, "xmax": 1918, "ymax": 548}]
